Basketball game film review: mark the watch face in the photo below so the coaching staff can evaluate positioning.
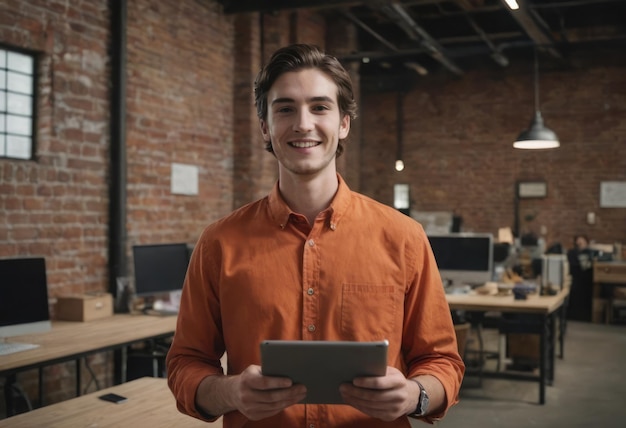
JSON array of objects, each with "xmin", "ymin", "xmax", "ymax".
[{"xmin": 419, "ymin": 390, "xmax": 430, "ymax": 415}]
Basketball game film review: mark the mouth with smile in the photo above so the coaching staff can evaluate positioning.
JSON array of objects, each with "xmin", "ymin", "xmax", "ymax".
[{"xmin": 289, "ymin": 140, "xmax": 320, "ymax": 149}]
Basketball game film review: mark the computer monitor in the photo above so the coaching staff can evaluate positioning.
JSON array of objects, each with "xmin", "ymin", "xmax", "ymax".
[
  {"xmin": 132, "ymin": 243, "xmax": 190, "ymax": 297},
  {"xmin": 427, "ymin": 233, "xmax": 494, "ymax": 287},
  {"xmin": 0, "ymin": 257, "xmax": 51, "ymax": 338}
]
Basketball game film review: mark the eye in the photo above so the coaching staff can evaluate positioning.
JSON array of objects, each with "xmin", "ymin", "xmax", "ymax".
[
  {"xmin": 312, "ymin": 104, "xmax": 330, "ymax": 112},
  {"xmin": 275, "ymin": 106, "xmax": 293, "ymax": 113}
]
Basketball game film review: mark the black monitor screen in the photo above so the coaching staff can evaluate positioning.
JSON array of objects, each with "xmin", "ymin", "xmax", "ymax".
[
  {"xmin": 132, "ymin": 243, "xmax": 190, "ymax": 296},
  {"xmin": 0, "ymin": 257, "xmax": 51, "ymax": 337},
  {"xmin": 427, "ymin": 233, "xmax": 494, "ymax": 286}
]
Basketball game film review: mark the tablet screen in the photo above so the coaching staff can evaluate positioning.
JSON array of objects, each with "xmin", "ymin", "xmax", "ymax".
[{"xmin": 260, "ymin": 340, "xmax": 388, "ymax": 404}]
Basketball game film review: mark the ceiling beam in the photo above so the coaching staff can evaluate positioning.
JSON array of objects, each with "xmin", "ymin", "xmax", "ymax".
[
  {"xmin": 376, "ymin": 2, "xmax": 464, "ymax": 76},
  {"xmin": 501, "ymin": 0, "xmax": 562, "ymax": 58},
  {"xmin": 341, "ymin": 10, "xmax": 429, "ymax": 75},
  {"xmin": 217, "ymin": 0, "xmax": 367, "ymax": 14}
]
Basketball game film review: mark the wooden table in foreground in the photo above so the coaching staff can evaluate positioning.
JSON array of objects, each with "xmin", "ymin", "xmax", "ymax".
[
  {"xmin": 446, "ymin": 287, "xmax": 570, "ymax": 404},
  {"xmin": 0, "ymin": 377, "xmax": 221, "ymax": 428},
  {"xmin": 0, "ymin": 314, "xmax": 177, "ymax": 415}
]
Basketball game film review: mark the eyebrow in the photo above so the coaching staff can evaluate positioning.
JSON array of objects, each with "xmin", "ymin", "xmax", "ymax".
[{"xmin": 271, "ymin": 96, "xmax": 336, "ymax": 106}]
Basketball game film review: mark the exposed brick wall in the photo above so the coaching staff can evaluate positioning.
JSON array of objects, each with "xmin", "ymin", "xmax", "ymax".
[
  {"xmin": 359, "ymin": 51, "xmax": 626, "ymax": 249},
  {"xmin": 125, "ymin": 0, "xmax": 235, "ymax": 247},
  {"xmin": 0, "ymin": 0, "xmax": 110, "ymax": 295},
  {"xmin": 0, "ymin": 0, "xmax": 112, "ymax": 411}
]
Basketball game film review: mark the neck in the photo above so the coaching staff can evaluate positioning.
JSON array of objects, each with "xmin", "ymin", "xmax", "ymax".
[{"xmin": 278, "ymin": 171, "xmax": 339, "ymax": 225}]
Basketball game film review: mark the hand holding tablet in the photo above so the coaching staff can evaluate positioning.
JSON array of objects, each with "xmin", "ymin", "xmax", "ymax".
[{"xmin": 260, "ymin": 340, "xmax": 388, "ymax": 404}]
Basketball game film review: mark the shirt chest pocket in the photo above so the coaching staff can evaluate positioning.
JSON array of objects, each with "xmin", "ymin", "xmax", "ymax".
[{"xmin": 341, "ymin": 284, "xmax": 399, "ymax": 342}]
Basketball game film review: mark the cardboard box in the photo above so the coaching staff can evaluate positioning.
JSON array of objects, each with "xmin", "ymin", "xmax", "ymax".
[
  {"xmin": 507, "ymin": 333, "xmax": 539, "ymax": 361},
  {"xmin": 56, "ymin": 293, "xmax": 113, "ymax": 322}
]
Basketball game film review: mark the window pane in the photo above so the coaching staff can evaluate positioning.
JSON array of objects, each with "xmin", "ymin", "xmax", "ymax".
[
  {"xmin": 7, "ymin": 52, "xmax": 33, "ymax": 75},
  {"xmin": 0, "ymin": 114, "xmax": 4, "ymax": 132},
  {"xmin": 7, "ymin": 114, "xmax": 32, "ymax": 136},
  {"xmin": 0, "ymin": 92, "xmax": 5, "ymax": 111},
  {"xmin": 0, "ymin": 70, "xmax": 5, "ymax": 90},
  {"xmin": 0, "ymin": 135, "xmax": 5, "ymax": 156},
  {"xmin": 0, "ymin": 50, "xmax": 5, "ymax": 68},
  {"xmin": 7, "ymin": 72, "xmax": 32, "ymax": 95},
  {"xmin": 7, "ymin": 93, "xmax": 31, "ymax": 115},
  {"xmin": 6, "ymin": 135, "xmax": 31, "ymax": 159}
]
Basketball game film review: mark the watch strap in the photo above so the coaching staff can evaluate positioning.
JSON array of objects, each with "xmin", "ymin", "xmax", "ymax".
[{"xmin": 407, "ymin": 378, "xmax": 429, "ymax": 417}]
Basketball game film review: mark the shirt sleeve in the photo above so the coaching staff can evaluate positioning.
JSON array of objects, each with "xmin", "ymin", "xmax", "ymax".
[
  {"xmin": 402, "ymin": 225, "xmax": 466, "ymax": 422},
  {"xmin": 166, "ymin": 228, "xmax": 226, "ymax": 422}
]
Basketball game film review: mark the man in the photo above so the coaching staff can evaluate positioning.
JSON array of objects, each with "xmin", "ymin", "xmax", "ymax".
[{"xmin": 167, "ymin": 44, "xmax": 464, "ymax": 427}]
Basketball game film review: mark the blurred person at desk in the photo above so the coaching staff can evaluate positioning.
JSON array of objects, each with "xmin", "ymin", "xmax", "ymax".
[
  {"xmin": 566, "ymin": 234, "xmax": 595, "ymax": 321},
  {"xmin": 166, "ymin": 44, "xmax": 464, "ymax": 427}
]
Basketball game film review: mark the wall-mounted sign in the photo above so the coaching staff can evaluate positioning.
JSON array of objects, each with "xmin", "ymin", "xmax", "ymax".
[
  {"xmin": 518, "ymin": 181, "xmax": 547, "ymax": 199},
  {"xmin": 600, "ymin": 181, "xmax": 626, "ymax": 208}
]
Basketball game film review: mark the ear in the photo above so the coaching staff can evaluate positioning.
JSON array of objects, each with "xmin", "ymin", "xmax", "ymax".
[
  {"xmin": 259, "ymin": 119, "xmax": 271, "ymax": 142},
  {"xmin": 339, "ymin": 114, "xmax": 351, "ymax": 140}
]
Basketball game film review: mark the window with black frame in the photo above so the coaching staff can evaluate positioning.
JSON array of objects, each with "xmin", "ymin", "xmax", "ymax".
[{"xmin": 0, "ymin": 46, "xmax": 36, "ymax": 160}]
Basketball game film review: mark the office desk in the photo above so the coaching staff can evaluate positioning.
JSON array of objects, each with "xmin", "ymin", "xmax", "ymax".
[
  {"xmin": 446, "ymin": 288, "xmax": 569, "ymax": 404},
  {"xmin": 593, "ymin": 261, "xmax": 626, "ymax": 323},
  {"xmin": 1, "ymin": 314, "xmax": 177, "ymax": 415},
  {"xmin": 0, "ymin": 377, "xmax": 219, "ymax": 428}
]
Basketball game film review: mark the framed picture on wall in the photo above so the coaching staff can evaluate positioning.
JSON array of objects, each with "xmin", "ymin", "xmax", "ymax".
[
  {"xmin": 600, "ymin": 181, "xmax": 626, "ymax": 208},
  {"xmin": 517, "ymin": 181, "xmax": 547, "ymax": 199}
]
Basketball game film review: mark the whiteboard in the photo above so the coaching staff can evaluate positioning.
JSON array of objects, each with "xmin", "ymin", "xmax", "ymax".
[{"xmin": 600, "ymin": 181, "xmax": 626, "ymax": 208}]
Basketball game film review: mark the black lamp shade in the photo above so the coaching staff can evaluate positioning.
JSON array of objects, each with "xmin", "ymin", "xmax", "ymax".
[{"xmin": 513, "ymin": 111, "xmax": 560, "ymax": 149}]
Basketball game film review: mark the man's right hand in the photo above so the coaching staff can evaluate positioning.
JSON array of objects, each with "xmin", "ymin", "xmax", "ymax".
[{"xmin": 196, "ymin": 365, "xmax": 307, "ymax": 421}]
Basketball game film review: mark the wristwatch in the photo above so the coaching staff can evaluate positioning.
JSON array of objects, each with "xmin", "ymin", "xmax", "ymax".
[{"xmin": 408, "ymin": 379, "xmax": 430, "ymax": 417}]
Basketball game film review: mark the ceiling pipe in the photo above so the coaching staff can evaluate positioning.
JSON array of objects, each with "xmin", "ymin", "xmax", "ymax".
[{"xmin": 378, "ymin": 2, "xmax": 464, "ymax": 76}]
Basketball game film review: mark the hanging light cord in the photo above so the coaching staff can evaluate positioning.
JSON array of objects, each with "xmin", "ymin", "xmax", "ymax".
[{"xmin": 533, "ymin": 48, "xmax": 540, "ymax": 113}]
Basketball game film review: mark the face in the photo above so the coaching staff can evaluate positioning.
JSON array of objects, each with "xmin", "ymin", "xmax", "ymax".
[{"xmin": 260, "ymin": 68, "xmax": 350, "ymax": 179}]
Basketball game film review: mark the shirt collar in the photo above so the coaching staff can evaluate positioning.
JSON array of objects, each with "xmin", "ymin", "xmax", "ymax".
[{"xmin": 268, "ymin": 173, "xmax": 351, "ymax": 230}]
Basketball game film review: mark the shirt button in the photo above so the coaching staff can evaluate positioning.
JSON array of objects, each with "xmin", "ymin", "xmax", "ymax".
[
  {"xmin": 307, "ymin": 288, "xmax": 314, "ymax": 296},
  {"xmin": 308, "ymin": 239, "xmax": 315, "ymax": 247},
  {"xmin": 308, "ymin": 324, "xmax": 316, "ymax": 332},
  {"xmin": 310, "ymin": 425, "xmax": 315, "ymax": 428}
]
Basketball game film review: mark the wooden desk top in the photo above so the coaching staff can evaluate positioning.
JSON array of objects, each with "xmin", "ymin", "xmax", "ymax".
[
  {"xmin": 0, "ymin": 377, "xmax": 219, "ymax": 428},
  {"xmin": 446, "ymin": 287, "xmax": 569, "ymax": 314},
  {"xmin": 0, "ymin": 314, "xmax": 177, "ymax": 375}
]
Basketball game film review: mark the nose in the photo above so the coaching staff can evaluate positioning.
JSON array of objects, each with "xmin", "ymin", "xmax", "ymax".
[{"xmin": 293, "ymin": 109, "xmax": 314, "ymax": 132}]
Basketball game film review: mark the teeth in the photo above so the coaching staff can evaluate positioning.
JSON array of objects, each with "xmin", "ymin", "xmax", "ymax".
[{"xmin": 291, "ymin": 141, "xmax": 318, "ymax": 148}]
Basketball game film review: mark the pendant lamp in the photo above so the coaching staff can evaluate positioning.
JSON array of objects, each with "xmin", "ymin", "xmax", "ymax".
[{"xmin": 513, "ymin": 49, "xmax": 560, "ymax": 150}]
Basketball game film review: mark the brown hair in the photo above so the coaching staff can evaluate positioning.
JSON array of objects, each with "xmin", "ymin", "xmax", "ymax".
[{"xmin": 254, "ymin": 44, "xmax": 357, "ymax": 156}]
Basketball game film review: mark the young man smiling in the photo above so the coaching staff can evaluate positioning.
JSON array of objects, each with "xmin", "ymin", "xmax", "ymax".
[{"xmin": 167, "ymin": 44, "xmax": 464, "ymax": 428}]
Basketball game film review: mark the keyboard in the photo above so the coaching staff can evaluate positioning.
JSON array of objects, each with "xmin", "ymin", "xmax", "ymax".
[{"xmin": 0, "ymin": 342, "xmax": 40, "ymax": 356}]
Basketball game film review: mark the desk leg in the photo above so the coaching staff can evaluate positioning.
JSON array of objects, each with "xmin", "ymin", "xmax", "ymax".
[
  {"xmin": 558, "ymin": 304, "xmax": 566, "ymax": 359},
  {"xmin": 122, "ymin": 346, "xmax": 128, "ymax": 383},
  {"xmin": 38, "ymin": 367, "xmax": 44, "ymax": 407},
  {"xmin": 539, "ymin": 314, "xmax": 547, "ymax": 405},
  {"xmin": 547, "ymin": 313, "xmax": 556, "ymax": 384},
  {"xmin": 76, "ymin": 359, "xmax": 82, "ymax": 396}
]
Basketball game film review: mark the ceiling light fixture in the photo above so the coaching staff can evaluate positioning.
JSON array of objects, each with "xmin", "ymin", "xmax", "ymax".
[
  {"xmin": 395, "ymin": 92, "xmax": 406, "ymax": 172},
  {"xmin": 504, "ymin": 0, "xmax": 520, "ymax": 10},
  {"xmin": 513, "ymin": 48, "xmax": 560, "ymax": 150}
]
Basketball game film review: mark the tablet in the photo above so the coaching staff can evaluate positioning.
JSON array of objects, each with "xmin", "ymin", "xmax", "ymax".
[{"xmin": 260, "ymin": 339, "xmax": 388, "ymax": 404}]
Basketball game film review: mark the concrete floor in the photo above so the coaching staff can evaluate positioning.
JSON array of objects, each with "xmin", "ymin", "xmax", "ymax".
[{"xmin": 411, "ymin": 321, "xmax": 626, "ymax": 428}]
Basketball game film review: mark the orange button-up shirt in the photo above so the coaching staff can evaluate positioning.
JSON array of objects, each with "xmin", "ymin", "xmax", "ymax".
[{"xmin": 167, "ymin": 175, "xmax": 464, "ymax": 428}]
